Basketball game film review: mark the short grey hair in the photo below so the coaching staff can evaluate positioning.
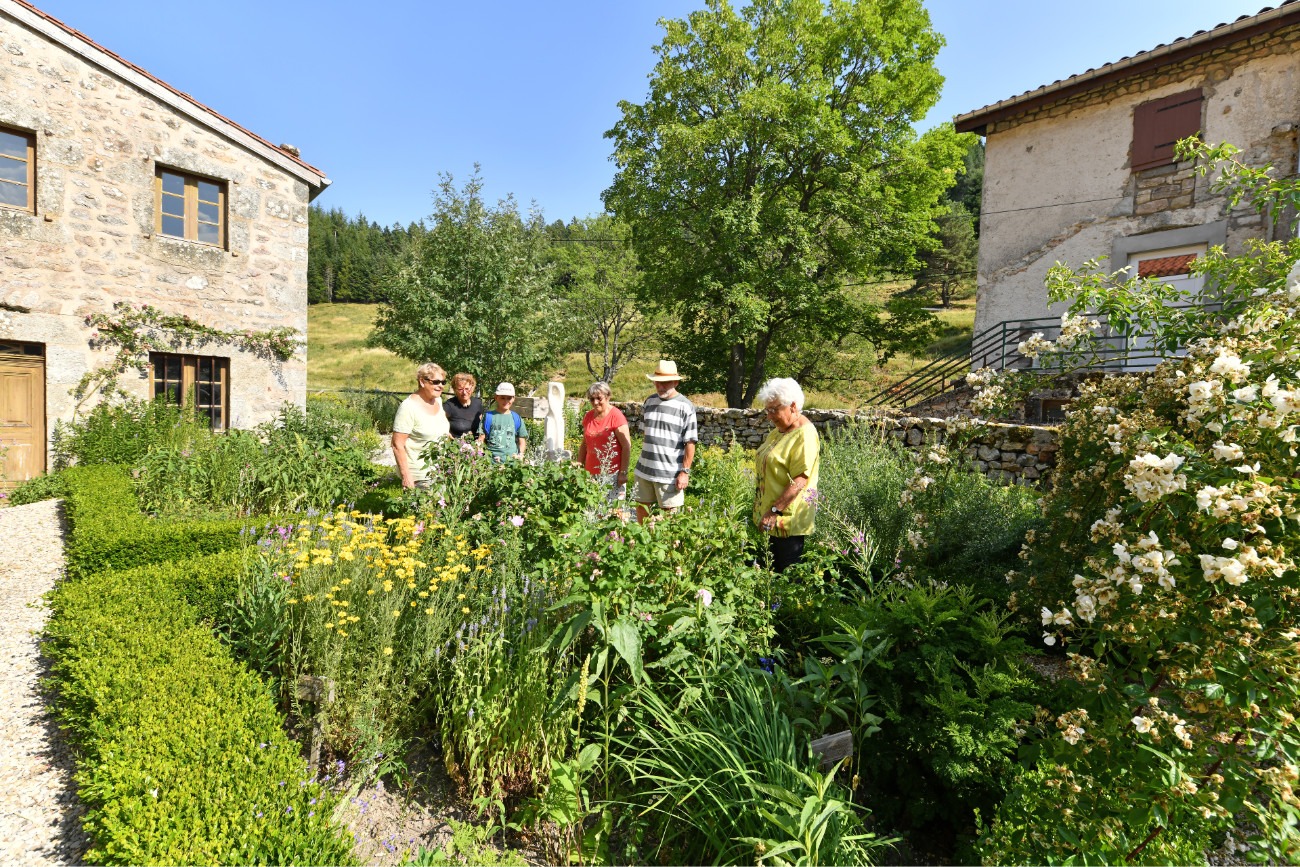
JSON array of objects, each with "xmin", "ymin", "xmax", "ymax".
[
  {"xmin": 587, "ymin": 381, "xmax": 612, "ymax": 401},
  {"xmin": 415, "ymin": 362, "xmax": 446, "ymax": 385},
  {"xmin": 757, "ymin": 377, "xmax": 805, "ymax": 413}
]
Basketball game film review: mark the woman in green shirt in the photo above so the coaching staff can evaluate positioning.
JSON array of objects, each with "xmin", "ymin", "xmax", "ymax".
[{"xmin": 753, "ymin": 378, "xmax": 820, "ymax": 573}]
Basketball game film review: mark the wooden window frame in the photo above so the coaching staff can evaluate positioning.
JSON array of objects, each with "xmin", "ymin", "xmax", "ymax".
[
  {"xmin": 149, "ymin": 352, "xmax": 230, "ymax": 430},
  {"xmin": 1132, "ymin": 89, "xmax": 1203, "ymax": 172},
  {"xmin": 0, "ymin": 125, "xmax": 36, "ymax": 214},
  {"xmin": 154, "ymin": 167, "xmax": 226, "ymax": 248}
]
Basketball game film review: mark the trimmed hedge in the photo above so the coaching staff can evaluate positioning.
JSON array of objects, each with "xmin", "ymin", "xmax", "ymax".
[
  {"xmin": 61, "ymin": 465, "xmax": 266, "ymax": 579},
  {"xmin": 44, "ymin": 556, "xmax": 356, "ymax": 865}
]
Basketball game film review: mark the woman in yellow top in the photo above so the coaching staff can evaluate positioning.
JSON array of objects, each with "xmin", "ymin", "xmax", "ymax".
[
  {"xmin": 752, "ymin": 377, "xmax": 820, "ymax": 573},
  {"xmin": 392, "ymin": 362, "xmax": 451, "ymax": 489}
]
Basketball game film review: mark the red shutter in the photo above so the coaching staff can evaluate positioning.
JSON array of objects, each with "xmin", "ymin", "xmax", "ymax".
[{"xmin": 1132, "ymin": 88, "xmax": 1203, "ymax": 171}]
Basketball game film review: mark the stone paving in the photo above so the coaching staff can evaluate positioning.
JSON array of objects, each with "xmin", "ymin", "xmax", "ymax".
[{"xmin": 0, "ymin": 500, "xmax": 88, "ymax": 865}]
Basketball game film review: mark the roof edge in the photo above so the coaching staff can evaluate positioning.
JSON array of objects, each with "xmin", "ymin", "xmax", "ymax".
[
  {"xmin": 955, "ymin": 2, "xmax": 1300, "ymax": 135},
  {"xmin": 3, "ymin": 0, "xmax": 330, "ymax": 194}
]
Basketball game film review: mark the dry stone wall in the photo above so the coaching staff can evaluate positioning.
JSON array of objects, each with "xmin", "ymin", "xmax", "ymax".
[{"xmin": 616, "ymin": 403, "xmax": 1059, "ymax": 486}]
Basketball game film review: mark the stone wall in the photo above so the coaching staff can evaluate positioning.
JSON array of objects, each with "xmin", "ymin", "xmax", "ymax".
[
  {"xmin": 616, "ymin": 403, "xmax": 1059, "ymax": 486},
  {"xmin": 0, "ymin": 6, "xmax": 323, "ymax": 451},
  {"xmin": 973, "ymin": 20, "xmax": 1300, "ymax": 341}
]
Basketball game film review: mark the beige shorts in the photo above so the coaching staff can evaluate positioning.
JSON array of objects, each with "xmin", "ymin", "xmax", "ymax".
[{"xmin": 633, "ymin": 473, "xmax": 686, "ymax": 510}]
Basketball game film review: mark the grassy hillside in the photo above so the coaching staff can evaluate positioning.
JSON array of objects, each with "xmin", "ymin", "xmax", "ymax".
[{"xmin": 307, "ymin": 298, "xmax": 977, "ymax": 409}]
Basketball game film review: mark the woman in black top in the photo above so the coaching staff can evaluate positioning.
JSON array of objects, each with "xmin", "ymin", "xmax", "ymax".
[{"xmin": 443, "ymin": 372, "xmax": 485, "ymax": 439}]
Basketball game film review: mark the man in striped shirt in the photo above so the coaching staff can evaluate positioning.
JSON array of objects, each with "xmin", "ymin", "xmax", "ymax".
[{"xmin": 633, "ymin": 359, "xmax": 698, "ymax": 522}]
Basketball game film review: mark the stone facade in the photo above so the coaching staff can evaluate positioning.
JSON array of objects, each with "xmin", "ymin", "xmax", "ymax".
[
  {"xmin": 0, "ymin": 0, "xmax": 328, "ymax": 465},
  {"xmin": 615, "ymin": 402, "xmax": 1059, "ymax": 486},
  {"xmin": 959, "ymin": 13, "xmax": 1300, "ymax": 342}
]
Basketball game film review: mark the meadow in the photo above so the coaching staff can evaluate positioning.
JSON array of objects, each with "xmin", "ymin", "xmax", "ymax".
[{"xmin": 306, "ymin": 298, "xmax": 977, "ymax": 409}]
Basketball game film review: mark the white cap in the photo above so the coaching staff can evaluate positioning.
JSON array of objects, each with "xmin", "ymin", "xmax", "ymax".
[{"xmin": 494, "ymin": 382, "xmax": 515, "ymax": 397}]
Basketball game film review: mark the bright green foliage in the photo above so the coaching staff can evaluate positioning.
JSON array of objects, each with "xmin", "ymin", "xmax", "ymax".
[
  {"xmin": 134, "ymin": 401, "xmax": 382, "ymax": 518},
  {"xmin": 7, "ymin": 468, "xmax": 68, "ymax": 505},
  {"xmin": 604, "ymin": 0, "xmax": 968, "ymax": 406},
  {"xmin": 52, "ymin": 398, "xmax": 192, "ymax": 470},
  {"xmin": 370, "ymin": 168, "xmax": 568, "ymax": 390},
  {"xmin": 44, "ymin": 559, "xmax": 355, "ymax": 865},
  {"xmin": 545, "ymin": 215, "xmax": 651, "ymax": 383},
  {"xmin": 610, "ymin": 665, "xmax": 888, "ymax": 866},
  {"xmin": 61, "ymin": 465, "xmax": 262, "ymax": 579}
]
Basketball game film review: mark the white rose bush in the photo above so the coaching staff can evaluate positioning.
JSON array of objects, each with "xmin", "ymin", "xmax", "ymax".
[{"xmin": 976, "ymin": 142, "xmax": 1300, "ymax": 863}]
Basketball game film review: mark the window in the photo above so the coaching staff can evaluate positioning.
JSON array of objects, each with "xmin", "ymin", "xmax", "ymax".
[
  {"xmin": 155, "ymin": 168, "xmax": 225, "ymax": 246},
  {"xmin": 150, "ymin": 353, "xmax": 230, "ymax": 430},
  {"xmin": 1132, "ymin": 89, "xmax": 1203, "ymax": 172},
  {"xmin": 0, "ymin": 125, "xmax": 35, "ymax": 213}
]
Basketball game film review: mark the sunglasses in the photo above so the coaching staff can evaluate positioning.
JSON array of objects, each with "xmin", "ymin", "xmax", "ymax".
[{"xmin": 421, "ymin": 378, "xmax": 446, "ymax": 386}]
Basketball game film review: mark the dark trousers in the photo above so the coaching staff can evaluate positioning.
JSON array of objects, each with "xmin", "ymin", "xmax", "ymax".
[{"xmin": 768, "ymin": 535, "xmax": 806, "ymax": 573}]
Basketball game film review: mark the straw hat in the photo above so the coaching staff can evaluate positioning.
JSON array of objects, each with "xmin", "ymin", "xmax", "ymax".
[{"xmin": 646, "ymin": 360, "xmax": 684, "ymax": 382}]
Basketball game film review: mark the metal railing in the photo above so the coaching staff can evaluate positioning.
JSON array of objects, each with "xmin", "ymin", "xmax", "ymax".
[{"xmin": 865, "ymin": 309, "xmax": 1199, "ymax": 411}]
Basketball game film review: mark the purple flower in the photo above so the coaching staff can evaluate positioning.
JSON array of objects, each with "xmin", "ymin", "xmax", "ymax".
[{"xmin": 510, "ymin": 515, "xmax": 525, "ymax": 528}]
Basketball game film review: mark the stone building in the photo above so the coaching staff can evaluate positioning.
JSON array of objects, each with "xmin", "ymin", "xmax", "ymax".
[
  {"xmin": 955, "ymin": 3, "xmax": 1300, "ymax": 361},
  {"xmin": 0, "ymin": 0, "xmax": 330, "ymax": 483}
]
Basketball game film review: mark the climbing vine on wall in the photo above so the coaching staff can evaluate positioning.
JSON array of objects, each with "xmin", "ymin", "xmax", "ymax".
[{"xmin": 74, "ymin": 302, "xmax": 299, "ymax": 416}]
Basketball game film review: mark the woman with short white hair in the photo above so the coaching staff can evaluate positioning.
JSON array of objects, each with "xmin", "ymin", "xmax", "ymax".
[{"xmin": 752, "ymin": 377, "xmax": 820, "ymax": 572}]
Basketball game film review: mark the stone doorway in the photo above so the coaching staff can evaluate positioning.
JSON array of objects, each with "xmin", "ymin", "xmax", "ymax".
[{"xmin": 0, "ymin": 342, "xmax": 46, "ymax": 487}]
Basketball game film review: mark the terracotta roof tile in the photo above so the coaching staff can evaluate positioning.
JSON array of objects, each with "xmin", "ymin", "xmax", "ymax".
[
  {"xmin": 6, "ymin": 0, "xmax": 327, "ymax": 182},
  {"xmin": 1138, "ymin": 254, "xmax": 1197, "ymax": 279}
]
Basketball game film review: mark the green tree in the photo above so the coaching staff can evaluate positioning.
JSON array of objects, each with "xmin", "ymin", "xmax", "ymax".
[
  {"xmin": 369, "ymin": 169, "xmax": 566, "ymax": 390},
  {"xmin": 949, "ymin": 136, "xmax": 984, "ymax": 226},
  {"xmin": 912, "ymin": 200, "xmax": 977, "ymax": 308},
  {"xmin": 547, "ymin": 214, "xmax": 650, "ymax": 384},
  {"xmin": 603, "ymin": 0, "xmax": 968, "ymax": 407}
]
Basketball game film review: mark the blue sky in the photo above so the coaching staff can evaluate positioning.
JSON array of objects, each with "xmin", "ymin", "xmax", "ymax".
[{"xmin": 31, "ymin": 0, "xmax": 1273, "ymax": 227}]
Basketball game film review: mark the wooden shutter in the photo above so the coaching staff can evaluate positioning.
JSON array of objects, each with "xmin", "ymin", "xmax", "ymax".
[{"xmin": 1132, "ymin": 89, "xmax": 1203, "ymax": 171}]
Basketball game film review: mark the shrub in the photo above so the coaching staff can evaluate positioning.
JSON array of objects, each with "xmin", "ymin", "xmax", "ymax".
[
  {"xmin": 61, "ymin": 464, "xmax": 261, "ymax": 579},
  {"xmin": 51, "ymin": 398, "xmax": 192, "ymax": 469},
  {"xmin": 44, "ymin": 559, "xmax": 355, "ymax": 865},
  {"xmin": 7, "ymin": 470, "xmax": 68, "ymax": 505},
  {"xmin": 814, "ymin": 423, "xmax": 1041, "ymax": 601},
  {"xmin": 976, "ymin": 142, "xmax": 1300, "ymax": 863},
  {"xmin": 837, "ymin": 583, "xmax": 1039, "ymax": 854}
]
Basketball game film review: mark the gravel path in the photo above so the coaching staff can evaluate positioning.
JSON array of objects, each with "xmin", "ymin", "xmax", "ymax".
[{"xmin": 0, "ymin": 500, "xmax": 89, "ymax": 865}]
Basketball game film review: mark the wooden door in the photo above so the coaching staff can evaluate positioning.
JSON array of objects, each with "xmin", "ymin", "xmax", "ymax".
[{"xmin": 0, "ymin": 350, "xmax": 45, "ymax": 486}]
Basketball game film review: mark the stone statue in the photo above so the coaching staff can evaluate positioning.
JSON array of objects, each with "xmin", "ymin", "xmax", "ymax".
[{"xmin": 544, "ymin": 381, "xmax": 570, "ymax": 461}]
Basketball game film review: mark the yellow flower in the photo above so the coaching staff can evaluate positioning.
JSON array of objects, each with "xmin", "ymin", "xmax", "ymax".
[
  {"xmin": 457, "ymin": 593, "xmax": 466, "ymax": 601},
  {"xmin": 325, "ymin": 622, "xmax": 334, "ymax": 629},
  {"xmin": 383, "ymin": 647, "xmax": 393, "ymax": 656},
  {"xmin": 339, "ymin": 630, "xmax": 348, "ymax": 637},
  {"xmin": 462, "ymin": 606, "xmax": 470, "ymax": 614},
  {"xmin": 392, "ymin": 610, "xmax": 401, "ymax": 618},
  {"xmin": 425, "ymin": 607, "xmax": 434, "ymax": 615}
]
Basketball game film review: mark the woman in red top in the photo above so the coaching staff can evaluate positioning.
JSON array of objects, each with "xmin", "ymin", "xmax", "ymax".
[{"xmin": 575, "ymin": 381, "xmax": 631, "ymax": 502}]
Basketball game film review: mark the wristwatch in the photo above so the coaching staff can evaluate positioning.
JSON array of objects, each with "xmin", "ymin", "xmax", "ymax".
[{"xmin": 769, "ymin": 506, "xmax": 780, "ymax": 514}]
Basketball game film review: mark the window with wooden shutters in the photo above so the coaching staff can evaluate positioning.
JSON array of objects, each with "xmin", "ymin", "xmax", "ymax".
[
  {"xmin": 155, "ymin": 167, "xmax": 226, "ymax": 247},
  {"xmin": 150, "ymin": 352, "xmax": 230, "ymax": 430},
  {"xmin": 0, "ymin": 125, "xmax": 35, "ymax": 213},
  {"xmin": 1132, "ymin": 89, "xmax": 1203, "ymax": 172}
]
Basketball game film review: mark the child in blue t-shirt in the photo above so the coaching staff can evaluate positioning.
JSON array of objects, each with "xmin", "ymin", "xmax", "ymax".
[{"xmin": 479, "ymin": 382, "xmax": 528, "ymax": 462}]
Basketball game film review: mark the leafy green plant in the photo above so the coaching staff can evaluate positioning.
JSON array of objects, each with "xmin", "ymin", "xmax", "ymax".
[
  {"xmin": 7, "ymin": 469, "xmax": 68, "ymax": 505},
  {"xmin": 609, "ymin": 665, "xmax": 889, "ymax": 866},
  {"xmin": 844, "ymin": 582, "xmax": 1038, "ymax": 852}
]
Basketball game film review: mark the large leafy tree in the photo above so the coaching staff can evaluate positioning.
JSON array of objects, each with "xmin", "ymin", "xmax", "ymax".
[
  {"xmin": 369, "ymin": 169, "xmax": 566, "ymax": 390},
  {"xmin": 912, "ymin": 200, "xmax": 977, "ymax": 308},
  {"xmin": 604, "ymin": 0, "xmax": 969, "ymax": 406},
  {"xmin": 546, "ymin": 214, "xmax": 650, "ymax": 384}
]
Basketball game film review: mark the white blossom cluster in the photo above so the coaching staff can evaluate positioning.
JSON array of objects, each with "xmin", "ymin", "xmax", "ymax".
[{"xmin": 1122, "ymin": 452, "xmax": 1187, "ymax": 503}]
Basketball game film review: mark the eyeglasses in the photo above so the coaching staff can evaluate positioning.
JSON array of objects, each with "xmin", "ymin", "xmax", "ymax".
[
  {"xmin": 421, "ymin": 378, "xmax": 446, "ymax": 386},
  {"xmin": 763, "ymin": 405, "xmax": 787, "ymax": 416}
]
